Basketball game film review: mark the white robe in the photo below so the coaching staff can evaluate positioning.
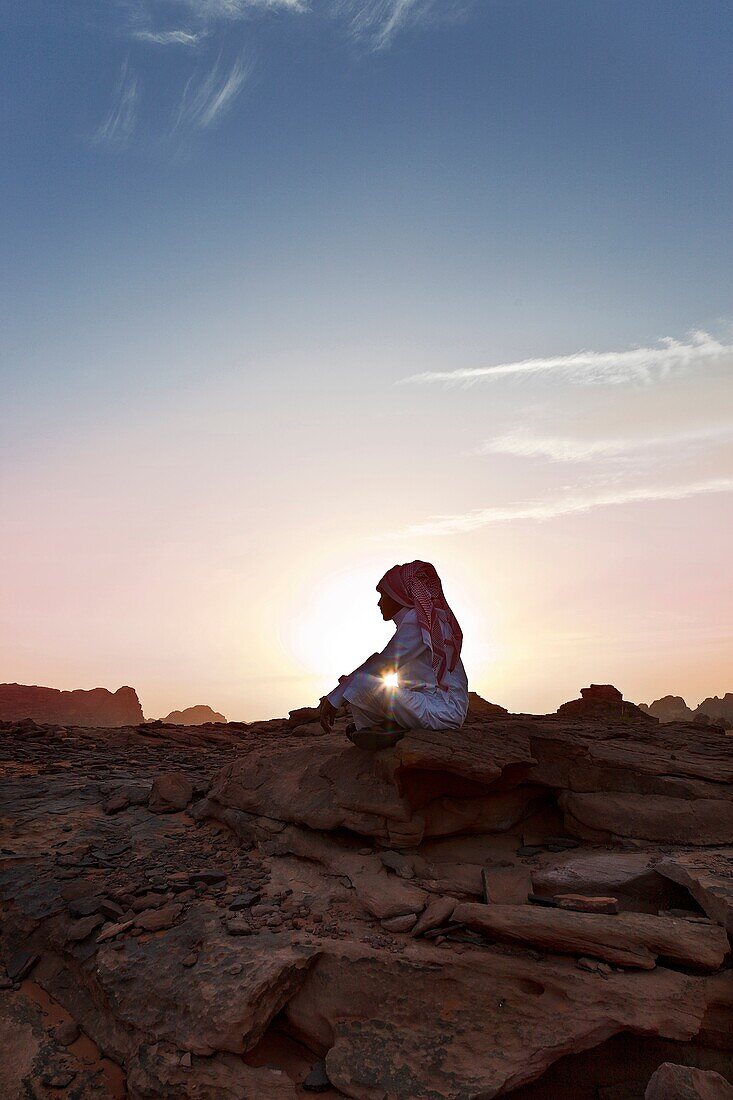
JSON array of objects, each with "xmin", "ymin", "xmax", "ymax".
[{"xmin": 326, "ymin": 606, "xmax": 468, "ymax": 730}]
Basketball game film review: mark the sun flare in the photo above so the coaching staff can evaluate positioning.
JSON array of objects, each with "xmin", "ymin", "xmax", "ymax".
[{"xmin": 382, "ymin": 671, "xmax": 399, "ymax": 689}]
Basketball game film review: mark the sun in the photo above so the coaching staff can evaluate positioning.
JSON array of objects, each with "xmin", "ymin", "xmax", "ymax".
[{"xmin": 382, "ymin": 671, "xmax": 399, "ymax": 689}]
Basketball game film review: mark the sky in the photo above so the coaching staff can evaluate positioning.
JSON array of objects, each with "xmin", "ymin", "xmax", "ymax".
[{"xmin": 2, "ymin": 0, "xmax": 732, "ymax": 720}]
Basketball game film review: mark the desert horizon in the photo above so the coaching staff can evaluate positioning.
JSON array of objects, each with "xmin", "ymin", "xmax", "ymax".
[{"xmin": 2, "ymin": 676, "xmax": 733, "ymax": 729}]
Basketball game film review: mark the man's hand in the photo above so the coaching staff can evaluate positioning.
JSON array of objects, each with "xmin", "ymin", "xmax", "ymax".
[{"xmin": 318, "ymin": 697, "xmax": 337, "ymax": 735}]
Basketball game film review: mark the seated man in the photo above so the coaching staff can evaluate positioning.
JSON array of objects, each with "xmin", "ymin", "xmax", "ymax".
[{"xmin": 318, "ymin": 561, "xmax": 468, "ymax": 747}]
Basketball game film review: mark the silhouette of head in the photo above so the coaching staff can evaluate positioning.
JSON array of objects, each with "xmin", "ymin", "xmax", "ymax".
[{"xmin": 377, "ymin": 591, "xmax": 402, "ymax": 621}]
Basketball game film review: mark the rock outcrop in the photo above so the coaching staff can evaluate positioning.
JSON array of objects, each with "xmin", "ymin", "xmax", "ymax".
[
  {"xmin": 466, "ymin": 690, "xmax": 509, "ymax": 720},
  {"xmin": 641, "ymin": 695, "xmax": 696, "ymax": 723},
  {"xmin": 1, "ymin": 689, "xmax": 731, "ymax": 1098},
  {"xmin": 0, "ymin": 682, "xmax": 144, "ymax": 726},
  {"xmin": 639, "ymin": 692, "xmax": 733, "ymax": 729},
  {"xmin": 696, "ymin": 693, "xmax": 733, "ymax": 729},
  {"xmin": 161, "ymin": 705, "xmax": 227, "ymax": 725},
  {"xmin": 557, "ymin": 683, "xmax": 655, "ymax": 722}
]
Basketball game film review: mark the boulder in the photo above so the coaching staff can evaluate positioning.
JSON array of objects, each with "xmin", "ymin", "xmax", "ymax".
[
  {"xmin": 657, "ymin": 850, "xmax": 733, "ymax": 934},
  {"xmin": 645, "ymin": 1062, "xmax": 733, "ymax": 1099},
  {"xmin": 349, "ymin": 869, "xmax": 427, "ymax": 920},
  {"xmin": 149, "ymin": 772, "xmax": 194, "ymax": 814}
]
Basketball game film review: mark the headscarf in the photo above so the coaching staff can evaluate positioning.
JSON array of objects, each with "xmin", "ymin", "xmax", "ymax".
[{"xmin": 377, "ymin": 561, "xmax": 463, "ymax": 688}]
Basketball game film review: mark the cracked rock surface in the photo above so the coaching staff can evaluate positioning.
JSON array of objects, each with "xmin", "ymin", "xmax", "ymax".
[{"xmin": 1, "ymin": 704, "xmax": 732, "ymax": 1098}]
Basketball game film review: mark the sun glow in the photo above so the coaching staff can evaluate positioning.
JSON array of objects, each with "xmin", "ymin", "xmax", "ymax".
[
  {"xmin": 382, "ymin": 671, "xmax": 399, "ymax": 689},
  {"xmin": 286, "ymin": 565, "xmax": 394, "ymax": 687}
]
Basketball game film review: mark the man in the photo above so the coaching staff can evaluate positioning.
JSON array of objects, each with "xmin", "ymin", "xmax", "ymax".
[{"xmin": 318, "ymin": 561, "xmax": 468, "ymax": 748}]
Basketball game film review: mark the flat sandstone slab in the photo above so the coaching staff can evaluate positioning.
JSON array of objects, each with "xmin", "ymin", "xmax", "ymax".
[{"xmin": 452, "ymin": 902, "xmax": 730, "ymax": 971}]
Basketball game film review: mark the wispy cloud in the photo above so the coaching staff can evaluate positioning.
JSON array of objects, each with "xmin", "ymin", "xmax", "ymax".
[
  {"xmin": 384, "ymin": 478, "xmax": 733, "ymax": 538},
  {"xmin": 134, "ymin": 29, "xmax": 207, "ymax": 45},
  {"xmin": 338, "ymin": 0, "xmax": 422, "ymax": 48},
  {"xmin": 477, "ymin": 424, "xmax": 733, "ymax": 462},
  {"xmin": 170, "ymin": 0, "xmax": 305, "ymax": 17},
  {"xmin": 401, "ymin": 331, "xmax": 733, "ymax": 387},
  {"xmin": 93, "ymin": 59, "xmax": 140, "ymax": 147},
  {"xmin": 174, "ymin": 52, "xmax": 253, "ymax": 130},
  {"xmin": 333, "ymin": 0, "xmax": 465, "ymax": 49}
]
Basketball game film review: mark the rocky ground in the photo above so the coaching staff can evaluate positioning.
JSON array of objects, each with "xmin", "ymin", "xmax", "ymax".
[{"xmin": 1, "ymin": 696, "xmax": 732, "ymax": 1098}]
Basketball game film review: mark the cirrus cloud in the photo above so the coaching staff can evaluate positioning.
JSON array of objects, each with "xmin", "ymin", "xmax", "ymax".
[
  {"xmin": 476, "ymin": 424, "xmax": 733, "ymax": 462},
  {"xmin": 400, "ymin": 330, "xmax": 733, "ymax": 388},
  {"xmin": 382, "ymin": 477, "xmax": 733, "ymax": 539}
]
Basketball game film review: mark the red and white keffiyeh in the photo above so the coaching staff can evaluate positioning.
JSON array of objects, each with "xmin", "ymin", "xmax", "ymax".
[{"xmin": 377, "ymin": 561, "xmax": 463, "ymax": 688}]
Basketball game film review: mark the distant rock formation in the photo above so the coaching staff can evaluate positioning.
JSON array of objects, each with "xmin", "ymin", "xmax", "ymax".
[
  {"xmin": 695, "ymin": 693, "xmax": 733, "ymax": 728},
  {"xmin": 161, "ymin": 705, "xmax": 226, "ymax": 725},
  {"xmin": 638, "ymin": 693, "xmax": 732, "ymax": 729},
  {"xmin": 466, "ymin": 691, "xmax": 509, "ymax": 720},
  {"xmin": 639, "ymin": 695, "xmax": 695, "ymax": 723},
  {"xmin": 557, "ymin": 684, "xmax": 656, "ymax": 722},
  {"xmin": 0, "ymin": 683, "xmax": 144, "ymax": 727}
]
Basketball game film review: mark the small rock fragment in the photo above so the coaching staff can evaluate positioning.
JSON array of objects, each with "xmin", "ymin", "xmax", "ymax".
[
  {"xmin": 411, "ymin": 896, "xmax": 456, "ymax": 937},
  {"xmin": 229, "ymin": 891, "xmax": 260, "ymax": 910},
  {"xmin": 134, "ymin": 904, "xmax": 182, "ymax": 932},
  {"xmin": 67, "ymin": 896, "xmax": 101, "ymax": 919},
  {"xmin": 99, "ymin": 899, "xmax": 125, "ymax": 921},
  {"xmin": 189, "ymin": 871, "xmax": 226, "ymax": 886},
  {"xmin": 576, "ymin": 957, "xmax": 603, "ymax": 973},
  {"xmin": 103, "ymin": 792, "xmax": 130, "ymax": 815},
  {"xmin": 52, "ymin": 1020, "xmax": 81, "ymax": 1046},
  {"xmin": 380, "ymin": 851, "xmax": 415, "ymax": 879},
  {"xmin": 303, "ymin": 1060, "xmax": 331, "ymax": 1093},
  {"xmin": 227, "ymin": 918, "xmax": 254, "ymax": 936},
  {"xmin": 131, "ymin": 893, "xmax": 165, "ymax": 913},
  {"xmin": 527, "ymin": 893, "xmax": 559, "ymax": 908},
  {"xmin": 66, "ymin": 914, "xmax": 104, "ymax": 942},
  {"xmin": 41, "ymin": 1071, "xmax": 76, "ymax": 1089},
  {"xmin": 555, "ymin": 894, "xmax": 619, "ymax": 915},
  {"xmin": 6, "ymin": 950, "xmax": 39, "ymax": 982},
  {"xmin": 96, "ymin": 919, "xmax": 134, "ymax": 944}
]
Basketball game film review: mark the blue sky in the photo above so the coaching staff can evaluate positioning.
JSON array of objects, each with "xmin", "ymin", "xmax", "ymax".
[{"xmin": 2, "ymin": 1, "xmax": 732, "ymax": 718}]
